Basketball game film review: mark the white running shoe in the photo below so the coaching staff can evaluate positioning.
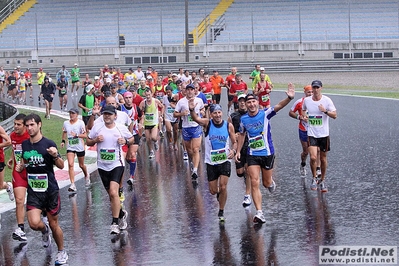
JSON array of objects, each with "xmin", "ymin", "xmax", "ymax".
[
  {"xmin": 149, "ymin": 150, "xmax": 155, "ymax": 159},
  {"xmin": 6, "ymin": 182, "xmax": 14, "ymax": 201},
  {"xmin": 118, "ymin": 210, "xmax": 128, "ymax": 230},
  {"xmin": 12, "ymin": 227, "xmax": 27, "ymax": 242},
  {"xmin": 253, "ymin": 211, "xmax": 266, "ymax": 224},
  {"xmin": 154, "ymin": 141, "xmax": 159, "ymax": 151},
  {"xmin": 42, "ymin": 223, "xmax": 51, "ymax": 248},
  {"xmin": 85, "ymin": 177, "xmax": 91, "ymax": 187},
  {"xmin": 183, "ymin": 152, "xmax": 189, "ymax": 160},
  {"xmin": 268, "ymin": 180, "xmax": 276, "ymax": 193},
  {"xmin": 68, "ymin": 183, "xmax": 77, "ymax": 193},
  {"xmin": 300, "ymin": 165, "xmax": 306, "ymax": 177},
  {"xmin": 242, "ymin": 195, "xmax": 252, "ymax": 208},
  {"xmin": 110, "ymin": 224, "xmax": 120, "ymax": 235},
  {"xmin": 55, "ymin": 250, "xmax": 68, "ymax": 265}
]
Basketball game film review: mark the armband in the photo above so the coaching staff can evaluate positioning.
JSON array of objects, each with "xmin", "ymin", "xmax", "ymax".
[
  {"xmin": 53, "ymin": 153, "xmax": 62, "ymax": 161},
  {"xmin": 61, "ymin": 139, "xmax": 66, "ymax": 144},
  {"xmin": 324, "ymin": 111, "xmax": 328, "ymax": 115}
]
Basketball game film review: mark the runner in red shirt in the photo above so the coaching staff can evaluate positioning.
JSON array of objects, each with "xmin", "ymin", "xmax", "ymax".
[
  {"xmin": 254, "ymin": 73, "xmax": 272, "ymax": 108},
  {"xmin": 7, "ymin": 114, "xmax": 30, "ymax": 241},
  {"xmin": 199, "ymin": 73, "xmax": 213, "ymax": 104},
  {"xmin": 225, "ymin": 67, "xmax": 238, "ymax": 112},
  {"xmin": 228, "ymin": 73, "xmax": 248, "ymax": 111}
]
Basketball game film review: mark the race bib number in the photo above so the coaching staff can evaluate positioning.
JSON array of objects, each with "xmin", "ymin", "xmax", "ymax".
[
  {"xmin": 61, "ymin": 89, "xmax": 66, "ymax": 94},
  {"xmin": 68, "ymin": 137, "xmax": 79, "ymax": 146},
  {"xmin": 308, "ymin": 116, "xmax": 322, "ymax": 126},
  {"xmin": 167, "ymin": 106, "xmax": 174, "ymax": 114},
  {"xmin": 14, "ymin": 150, "xmax": 22, "ymax": 164},
  {"xmin": 145, "ymin": 113, "xmax": 155, "ymax": 122},
  {"xmin": 100, "ymin": 149, "xmax": 116, "ymax": 162},
  {"xmin": 261, "ymin": 94, "xmax": 269, "ymax": 102},
  {"xmin": 28, "ymin": 174, "xmax": 48, "ymax": 192},
  {"xmin": 87, "ymin": 109, "xmax": 92, "ymax": 116},
  {"xmin": 237, "ymin": 90, "xmax": 245, "ymax": 96},
  {"xmin": 249, "ymin": 135, "xmax": 266, "ymax": 151},
  {"xmin": 205, "ymin": 93, "xmax": 213, "ymax": 100},
  {"xmin": 210, "ymin": 148, "xmax": 228, "ymax": 164},
  {"xmin": 188, "ymin": 114, "xmax": 193, "ymax": 122}
]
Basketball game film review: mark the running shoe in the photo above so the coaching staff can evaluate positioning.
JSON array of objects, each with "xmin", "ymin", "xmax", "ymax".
[
  {"xmin": 253, "ymin": 211, "xmax": 266, "ymax": 224},
  {"xmin": 119, "ymin": 210, "xmax": 128, "ymax": 230},
  {"xmin": 119, "ymin": 190, "xmax": 125, "ymax": 203},
  {"xmin": 110, "ymin": 224, "xmax": 120, "ymax": 235},
  {"xmin": 310, "ymin": 178, "xmax": 318, "ymax": 191},
  {"xmin": 55, "ymin": 250, "xmax": 68, "ymax": 265},
  {"xmin": 300, "ymin": 165, "xmax": 306, "ymax": 177},
  {"xmin": 63, "ymin": 105, "xmax": 67, "ymax": 111},
  {"xmin": 316, "ymin": 168, "xmax": 322, "ymax": 177},
  {"xmin": 183, "ymin": 151, "xmax": 189, "ymax": 160},
  {"xmin": 320, "ymin": 180, "xmax": 328, "ymax": 193},
  {"xmin": 127, "ymin": 176, "xmax": 134, "ymax": 186},
  {"xmin": 154, "ymin": 141, "xmax": 159, "ymax": 151},
  {"xmin": 191, "ymin": 171, "xmax": 198, "ymax": 180},
  {"xmin": 42, "ymin": 223, "xmax": 51, "ymax": 248},
  {"xmin": 85, "ymin": 177, "xmax": 91, "ymax": 187},
  {"xmin": 242, "ymin": 195, "xmax": 252, "ymax": 208},
  {"xmin": 218, "ymin": 210, "xmax": 225, "ymax": 222},
  {"xmin": 6, "ymin": 182, "xmax": 14, "ymax": 201},
  {"xmin": 68, "ymin": 183, "xmax": 77, "ymax": 193},
  {"xmin": 268, "ymin": 180, "xmax": 276, "ymax": 193},
  {"xmin": 149, "ymin": 150, "xmax": 155, "ymax": 159},
  {"xmin": 12, "ymin": 227, "xmax": 27, "ymax": 242}
]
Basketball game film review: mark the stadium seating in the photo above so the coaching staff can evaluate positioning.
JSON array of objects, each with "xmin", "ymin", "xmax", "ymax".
[{"xmin": 0, "ymin": 0, "xmax": 398, "ymax": 49}]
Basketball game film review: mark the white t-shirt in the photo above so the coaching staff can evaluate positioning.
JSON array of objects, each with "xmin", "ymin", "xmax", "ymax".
[
  {"xmin": 62, "ymin": 119, "xmax": 86, "ymax": 152},
  {"xmin": 94, "ymin": 110, "xmax": 132, "ymax": 128},
  {"xmin": 175, "ymin": 97, "xmax": 204, "ymax": 128},
  {"xmin": 163, "ymin": 95, "xmax": 177, "ymax": 122},
  {"xmin": 302, "ymin": 95, "xmax": 336, "ymax": 138},
  {"xmin": 88, "ymin": 123, "xmax": 133, "ymax": 171},
  {"xmin": 134, "ymin": 70, "xmax": 145, "ymax": 80}
]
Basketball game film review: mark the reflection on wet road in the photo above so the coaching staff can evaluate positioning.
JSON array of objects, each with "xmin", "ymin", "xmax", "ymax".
[{"xmin": 0, "ymin": 92, "xmax": 398, "ymax": 265}]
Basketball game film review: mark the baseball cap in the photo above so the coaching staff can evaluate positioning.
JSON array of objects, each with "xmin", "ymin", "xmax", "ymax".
[
  {"xmin": 17, "ymin": 65, "xmax": 20, "ymax": 68},
  {"xmin": 85, "ymin": 84, "xmax": 94, "ymax": 93},
  {"xmin": 165, "ymin": 85, "xmax": 173, "ymax": 91},
  {"xmin": 140, "ymin": 77, "xmax": 146, "ymax": 81},
  {"xmin": 137, "ymin": 66, "xmax": 142, "ymax": 68},
  {"xmin": 147, "ymin": 76, "xmax": 153, "ymax": 80},
  {"xmin": 128, "ymin": 67, "xmax": 133, "ymax": 71},
  {"xmin": 94, "ymin": 76, "xmax": 99, "ymax": 80},
  {"xmin": 105, "ymin": 78, "xmax": 112, "ymax": 83},
  {"xmin": 210, "ymin": 104, "xmax": 222, "ymax": 113},
  {"xmin": 118, "ymin": 81, "xmax": 124, "ymax": 86},
  {"xmin": 213, "ymin": 69, "xmax": 218, "ymax": 72},
  {"xmin": 62, "ymin": 65, "xmax": 65, "ymax": 68},
  {"xmin": 20, "ymin": 72, "xmax": 24, "ymax": 75},
  {"xmin": 68, "ymin": 107, "xmax": 79, "ymax": 114},
  {"xmin": 311, "ymin": 80, "xmax": 323, "ymax": 88},
  {"xmin": 260, "ymin": 67, "xmax": 265, "ymax": 71},
  {"xmin": 123, "ymin": 91, "xmax": 133, "ymax": 98},
  {"xmin": 304, "ymin": 85, "xmax": 312, "ymax": 91},
  {"xmin": 186, "ymin": 83, "xmax": 195, "ymax": 90},
  {"xmin": 238, "ymin": 94, "xmax": 247, "ymax": 101},
  {"xmin": 171, "ymin": 73, "xmax": 178, "ymax": 77},
  {"xmin": 245, "ymin": 93, "xmax": 257, "ymax": 101},
  {"xmin": 101, "ymin": 105, "xmax": 117, "ymax": 115},
  {"xmin": 74, "ymin": 63, "xmax": 78, "ymax": 66},
  {"xmin": 110, "ymin": 83, "xmax": 117, "ymax": 88}
]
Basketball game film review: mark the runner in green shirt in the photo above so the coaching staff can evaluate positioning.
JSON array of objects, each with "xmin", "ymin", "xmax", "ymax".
[{"xmin": 70, "ymin": 63, "xmax": 80, "ymax": 96}]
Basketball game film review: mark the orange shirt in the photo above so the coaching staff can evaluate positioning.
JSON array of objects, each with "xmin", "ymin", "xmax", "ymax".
[{"xmin": 209, "ymin": 75, "xmax": 224, "ymax": 95}]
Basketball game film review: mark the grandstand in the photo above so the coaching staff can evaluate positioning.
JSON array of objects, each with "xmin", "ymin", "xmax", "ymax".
[{"xmin": 0, "ymin": 0, "xmax": 398, "ymax": 49}]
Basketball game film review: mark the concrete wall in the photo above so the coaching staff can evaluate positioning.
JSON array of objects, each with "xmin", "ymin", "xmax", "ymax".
[{"xmin": 1, "ymin": 41, "xmax": 398, "ymax": 68}]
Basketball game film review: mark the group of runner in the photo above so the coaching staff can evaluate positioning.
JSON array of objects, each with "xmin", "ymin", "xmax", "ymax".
[{"xmin": 1, "ymin": 63, "xmax": 337, "ymax": 265}]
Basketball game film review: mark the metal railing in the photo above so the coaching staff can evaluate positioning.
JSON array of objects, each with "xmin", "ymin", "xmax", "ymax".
[
  {"xmin": 0, "ymin": 0, "xmax": 25, "ymax": 23},
  {"xmin": 0, "ymin": 101, "xmax": 18, "ymax": 134}
]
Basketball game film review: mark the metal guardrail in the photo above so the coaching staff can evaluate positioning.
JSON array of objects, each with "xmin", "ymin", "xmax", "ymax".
[
  {"xmin": 0, "ymin": 101, "xmax": 18, "ymax": 134},
  {"xmin": 0, "ymin": 0, "xmax": 25, "ymax": 24}
]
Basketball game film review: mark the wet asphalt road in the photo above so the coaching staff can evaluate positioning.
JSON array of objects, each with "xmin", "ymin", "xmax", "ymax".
[{"xmin": 0, "ymin": 89, "xmax": 398, "ymax": 266}]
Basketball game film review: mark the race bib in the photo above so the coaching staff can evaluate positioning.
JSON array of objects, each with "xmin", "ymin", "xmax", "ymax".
[
  {"xmin": 167, "ymin": 106, "xmax": 174, "ymax": 114},
  {"xmin": 249, "ymin": 135, "xmax": 266, "ymax": 151},
  {"xmin": 210, "ymin": 148, "xmax": 228, "ymax": 164},
  {"xmin": 61, "ymin": 89, "xmax": 66, "ymax": 94},
  {"xmin": 205, "ymin": 93, "xmax": 213, "ymax": 100},
  {"xmin": 261, "ymin": 94, "xmax": 269, "ymax": 102},
  {"xmin": 237, "ymin": 90, "xmax": 245, "ymax": 96},
  {"xmin": 68, "ymin": 137, "xmax": 79, "ymax": 146},
  {"xmin": 28, "ymin": 173, "xmax": 48, "ymax": 192},
  {"xmin": 145, "ymin": 113, "xmax": 155, "ymax": 122},
  {"xmin": 188, "ymin": 114, "xmax": 193, "ymax": 122},
  {"xmin": 87, "ymin": 109, "xmax": 92, "ymax": 116},
  {"xmin": 14, "ymin": 150, "xmax": 22, "ymax": 164},
  {"xmin": 308, "ymin": 116, "xmax": 322, "ymax": 126},
  {"xmin": 100, "ymin": 149, "xmax": 116, "ymax": 162}
]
